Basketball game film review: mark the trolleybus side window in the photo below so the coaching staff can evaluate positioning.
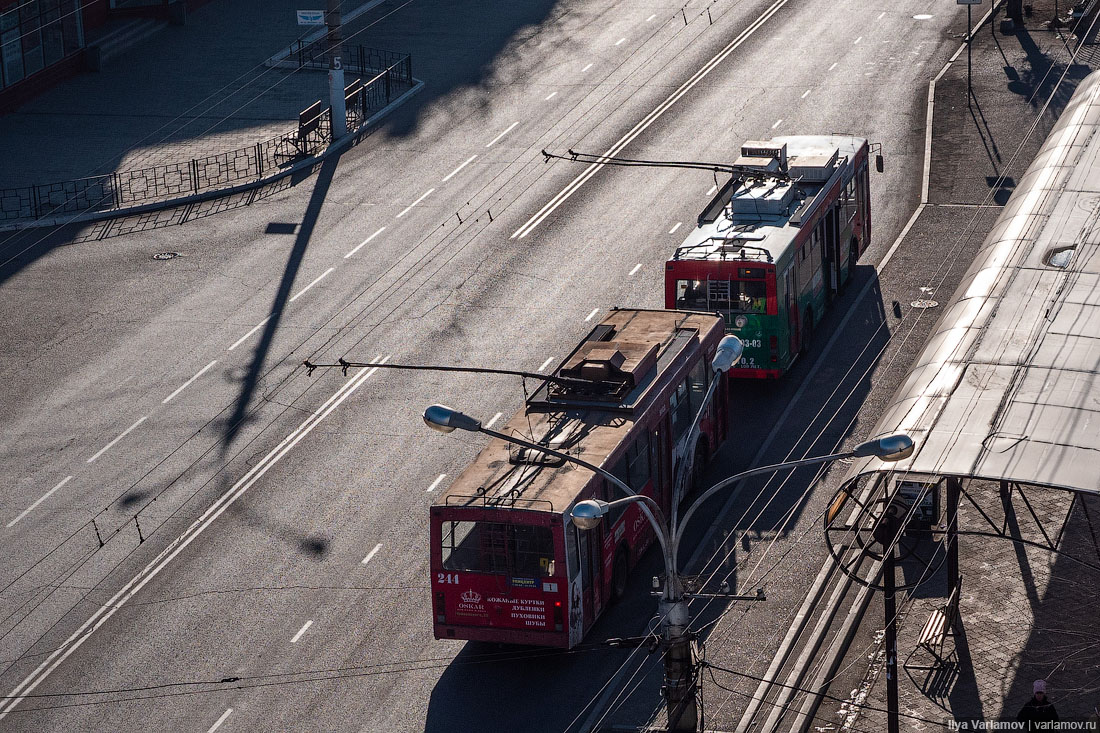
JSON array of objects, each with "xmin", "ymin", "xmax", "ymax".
[{"xmin": 441, "ymin": 521, "xmax": 556, "ymax": 577}]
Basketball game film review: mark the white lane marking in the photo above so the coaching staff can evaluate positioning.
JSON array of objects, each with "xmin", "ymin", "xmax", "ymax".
[
  {"xmin": 584, "ymin": 308, "xmax": 600, "ymax": 322},
  {"xmin": 801, "ymin": 89, "xmax": 811, "ymax": 99},
  {"xmin": 208, "ymin": 709, "xmax": 233, "ymax": 733},
  {"xmin": 442, "ymin": 155, "xmax": 478, "ymax": 183},
  {"xmin": 545, "ymin": 91, "xmax": 558, "ymax": 101},
  {"xmin": 290, "ymin": 619, "xmax": 313, "ymax": 643},
  {"xmin": 511, "ymin": 0, "xmax": 788, "ymax": 240},
  {"xmin": 537, "ymin": 357, "xmax": 554, "ymax": 372},
  {"xmin": 615, "ymin": 37, "xmax": 626, "ymax": 46},
  {"xmin": 7, "ymin": 476, "xmax": 73, "ymax": 528},
  {"xmin": 877, "ymin": 11, "xmax": 885, "ymax": 19},
  {"xmin": 397, "ymin": 188, "xmax": 436, "ymax": 217},
  {"xmin": 629, "ymin": 263, "xmax": 642, "ymax": 276},
  {"xmin": 344, "ymin": 226, "xmax": 386, "ymax": 258},
  {"xmin": 361, "ymin": 543, "xmax": 383, "ymax": 565},
  {"xmin": 0, "ymin": 356, "xmax": 391, "ymax": 720},
  {"xmin": 228, "ymin": 316, "xmax": 270, "ymax": 352},
  {"xmin": 669, "ymin": 222, "xmax": 682, "ymax": 235},
  {"xmin": 581, "ymin": 62, "xmax": 594, "ymax": 72},
  {"xmin": 772, "ymin": 118, "xmax": 783, "ymax": 129},
  {"xmin": 828, "ymin": 62, "xmax": 838, "ymax": 71},
  {"xmin": 161, "ymin": 360, "xmax": 217, "ymax": 405},
  {"xmin": 426, "ymin": 473, "xmax": 447, "ymax": 493},
  {"xmin": 854, "ymin": 35, "xmax": 862, "ymax": 44},
  {"xmin": 86, "ymin": 416, "xmax": 148, "ymax": 464},
  {"xmin": 289, "ymin": 267, "xmax": 335, "ymax": 302},
  {"xmin": 646, "ymin": 13, "xmax": 656, "ymax": 21},
  {"xmin": 485, "ymin": 122, "xmax": 519, "ymax": 148},
  {"xmin": 485, "ymin": 412, "xmax": 503, "ymax": 428}
]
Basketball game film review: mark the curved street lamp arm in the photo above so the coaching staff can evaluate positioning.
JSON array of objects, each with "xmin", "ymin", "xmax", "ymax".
[
  {"xmin": 479, "ymin": 426, "xmax": 675, "ymax": 589},
  {"xmin": 671, "ymin": 450, "xmax": 854, "ymax": 568}
]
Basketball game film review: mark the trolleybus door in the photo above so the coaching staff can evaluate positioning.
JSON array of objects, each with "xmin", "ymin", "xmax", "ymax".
[{"xmin": 577, "ymin": 521, "xmax": 605, "ymax": 629}]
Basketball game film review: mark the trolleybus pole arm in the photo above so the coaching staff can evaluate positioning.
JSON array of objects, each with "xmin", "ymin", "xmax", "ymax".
[
  {"xmin": 540, "ymin": 149, "xmax": 792, "ymax": 182},
  {"xmin": 302, "ymin": 358, "xmax": 595, "ymax": 391}
]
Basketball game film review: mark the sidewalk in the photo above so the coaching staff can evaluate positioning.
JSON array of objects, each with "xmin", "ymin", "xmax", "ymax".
[{"xmin": 825, "ymin": 3, "xmax": 1100, "ymax": 729}]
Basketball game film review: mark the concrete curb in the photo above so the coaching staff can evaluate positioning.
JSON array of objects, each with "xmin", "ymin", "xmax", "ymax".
[{"xmin": 0, "ymin": 79, "xmax": 424, "ymax": 234}]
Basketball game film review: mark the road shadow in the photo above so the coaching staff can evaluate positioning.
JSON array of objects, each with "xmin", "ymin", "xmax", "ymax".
[{"xmin": 219, "ymin": 153, "xmax": 340, "ymax": 449}]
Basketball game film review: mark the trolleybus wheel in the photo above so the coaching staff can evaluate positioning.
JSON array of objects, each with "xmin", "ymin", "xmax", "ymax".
[
  {"xmin": 799, "ymin": 308, "xmax": 814, "ymax": 356},
  {"xmin": 611, "ymin": 550, "xmax": 629, "ymax": 602}
]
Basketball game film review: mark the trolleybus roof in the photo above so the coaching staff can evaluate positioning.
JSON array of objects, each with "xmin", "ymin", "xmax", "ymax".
[{"xmin": 432, "ymin": 309, "xmax": 725, "ymax": 514}]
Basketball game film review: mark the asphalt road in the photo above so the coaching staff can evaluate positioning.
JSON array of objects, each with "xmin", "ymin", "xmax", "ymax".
[{"xmin": 0, "ymin": 0, "xmax": 975, "ymax": 730}]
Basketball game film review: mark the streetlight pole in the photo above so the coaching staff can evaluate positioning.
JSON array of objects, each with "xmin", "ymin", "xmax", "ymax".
[
  {"xmin": 425, "ymin": 393, "xmax": 914, "ymax": 731},
  {"xmin": 325, "ymin": 0, "xmax": 347, "ymax": 139}
]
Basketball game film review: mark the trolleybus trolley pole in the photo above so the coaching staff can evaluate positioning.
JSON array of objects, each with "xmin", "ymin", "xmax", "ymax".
[{"xmin": 421, "ymin": 379, "xmax": 915, "ymax": 728}]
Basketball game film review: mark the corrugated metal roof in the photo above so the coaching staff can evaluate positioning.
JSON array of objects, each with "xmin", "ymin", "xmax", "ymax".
[{"xmin": 844, "ymin": 71, "xmax": 1100, "ymax": 496}]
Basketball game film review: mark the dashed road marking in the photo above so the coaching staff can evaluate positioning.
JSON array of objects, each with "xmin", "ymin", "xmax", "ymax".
[
  {"xmin": 442, "ymin": 155, "xmax": 478, "ymax": 183},
  {"xmin": 7, "ymin": 476, "xmax": 73, "ymax": 528},
  {"xmin": 646, "ymin": 13, "xmax": 656, "ymax": 21},
  {"xmin": 87, "ymin": 416, "xmax": 148, "ymax": 464},
  {"xmin": 208, "ymin": 709, "xmax": 233, "ymax": 733},
  {"xmin": 485, "ymin": 412, "xmax": 503, "ymax": 428},
  {"xmin": 545, "ymin": 91, "xmax": 557, "ymax": 101},
  {"xmin": 615, "ymin": 37, "xmax": 626, "ymax": 46},
  {"xmin": 801, "ymin": 89, "xmax": 811, "ymax": 99},
  {"xmin": 772, "ymin": 118, "xmax": 783, "ymax": 129},
  {"xmin": 228, "ymin": 317, "xmax": 270, "ymax": 352},
  {"xmin": 585, "ymin": 308, "xmax": 600, "ymax": 322},
  {"xmin": 537, "ymin": 357, "xmax": 554, "ymax": 372},
  {"xmin": 426, "ymin": 473, "xmax": 447, "ymax": 493},
  {"xmin": 629, "ymin": 263, "xmax": 642, "ymax": 276},
  {"xmin": 669, "ymin": 222, "xmax": 682, "ymax": 234},
  {"xmin": 706, "ymin": 184, "xmax": 718, "ymax": 196},
  {"xmin": 397, "ymin": 188, "xmax": 436, "ymax": 217},
  {"xmin": 290, "ymin": 620, "xmax": 313, "ymax": 643},
  {"xmin": 854, "ymin": 35, "xmax": 862, "ymax": 44},
  {"xmin": 486, "ymin": 122, "xmax": 519, "ymax": 148},
  {"xmin": 581, "ymin": 62, "xmax": 593, "ymax": 72},
  {"xmin": 344, "ymin": 226, "xmax": 386, "ymax": 258},
  {"xmin": 877, "ymin": 11, "xmax": 885, "ymax": 19},
  {"xmin": 828, "ymin": 62, "xmax": 838, "ymax": 71},
  {"xmin": 361, "ymin": 543, "xmax": 383, "ymax": 565},
  {"xmin": 162, "ymin": 360, "xmax": 217, "ymax": 405},
  {"xmin": 290, "ymin": 268, "xmax": 334, "ymax": 302}
]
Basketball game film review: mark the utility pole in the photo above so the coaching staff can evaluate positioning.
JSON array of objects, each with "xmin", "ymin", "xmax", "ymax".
[
  {"xmin": 325, "ymin": 0, "xmax": 347, "ymax": 139},
  {"xmin": 874, "ymin": 500, "xmax": 907, "ymax": 733},
  {"xmin": 662, "ymin": 593, "xmax": 698, "ymax": 732}
]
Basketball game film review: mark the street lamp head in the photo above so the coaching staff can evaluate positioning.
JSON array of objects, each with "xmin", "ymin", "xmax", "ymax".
[
  {"xmin": 423, "ymin": 404, "xmax": 482, "ymax": 434},
  {"xmin": 852, "ymin": 433, "xmax": 915, "ymax": 461},
  {"xmin": 711, "ymin": 335, "xmax": 744, "ymax": 373},
  {"xmin": 570, "ymin": 499, "xmax": 609, "ymax": 530}
]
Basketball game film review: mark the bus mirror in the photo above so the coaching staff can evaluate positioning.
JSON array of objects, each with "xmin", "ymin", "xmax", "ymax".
[{"xmin": 875, "ymin": 154, "xmax": 884, "ymax": 173}]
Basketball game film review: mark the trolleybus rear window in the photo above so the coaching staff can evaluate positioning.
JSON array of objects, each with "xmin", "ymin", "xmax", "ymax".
[
  {"xmin": 441, "ymin": 521, "xmax": 556, "ymax": 577},
  {"xmin": 675, "ymin": 279, "xmax": 767, "ymax": 315}
]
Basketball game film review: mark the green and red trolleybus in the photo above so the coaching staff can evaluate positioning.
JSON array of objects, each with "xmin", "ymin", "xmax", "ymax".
[
  {"xmin": 665, "ymin": 136, "xmax": 872, "ymax": 378},
  {"xmin": 429, "ymin": 308, "xmax": 728, "ymax": 648}
]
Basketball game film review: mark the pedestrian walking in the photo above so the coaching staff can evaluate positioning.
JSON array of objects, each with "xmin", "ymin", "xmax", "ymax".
[{"xmin": 1016, "ymin": 679, "xmax": 1058, "ymax": 730}]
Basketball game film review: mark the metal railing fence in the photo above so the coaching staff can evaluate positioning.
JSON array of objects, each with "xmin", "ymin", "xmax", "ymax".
[{"xmin": 1, "ymin": 53, "xmax": 413, "ymax": 222}]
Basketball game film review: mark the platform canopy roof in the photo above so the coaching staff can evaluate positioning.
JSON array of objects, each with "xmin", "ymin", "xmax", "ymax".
[{"xmin": 845, "ymin": 71, "xmax": 1100, "ymax": 497}]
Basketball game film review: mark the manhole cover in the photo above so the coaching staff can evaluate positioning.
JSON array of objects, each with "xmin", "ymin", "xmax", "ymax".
[
  {"xmin": 152, "ymin": 252, "xmax": 180, "ymax": 260},
  {"xmin": 911, "ymin": 299, "xmax": 939, "ymax": 309}
]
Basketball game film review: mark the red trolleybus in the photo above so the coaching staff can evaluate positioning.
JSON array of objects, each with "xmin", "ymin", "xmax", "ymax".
[
  {"xmin": 665, "ymin": 136, "xmax": 872, "ymax": 378},
  {"xmin": 429, "ymin": 309, "xmax": 728, "ymax": 648}
]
